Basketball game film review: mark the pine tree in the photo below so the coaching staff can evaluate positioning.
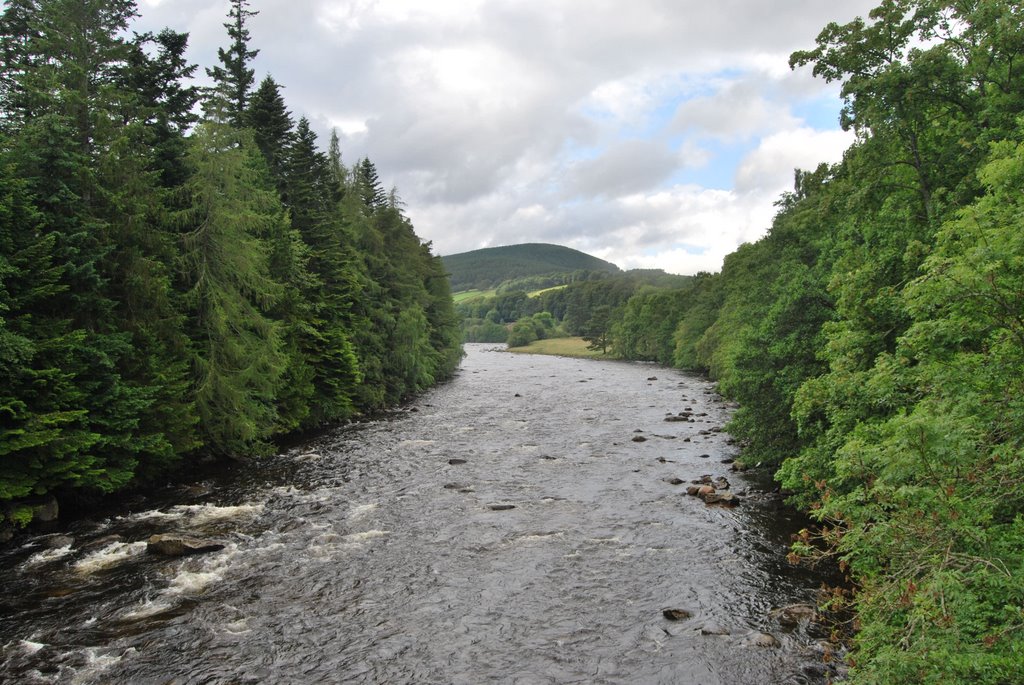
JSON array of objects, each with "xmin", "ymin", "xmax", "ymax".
[
  {"xmin": 247, "ymin": 75, "xmax": 293, "ymax": 191},
  {"xmin": 0, "ymin": 0, "xmax": 40, "ymax": 134},
  {"xmin": 125, "ymin": 29, "xmax": 199, "ymax": 189},
  {"xmin": 285, "ymin": 118, "xmax": 361, "ymax": 424},
  {"xmin": 0, "ymin": 146, "xmax": 99, "ymax": 502},
  {"xmin": 355, "ymin": 157, "xmax": 387, "ymax": 210},
  {"xmin": 327, "ymin": 128, "xmax": 349, "ymax": 199},
  {"xmin": 176, "ymin": 119, "xmax": 287, "ymax": 457},
  {"xmin": 3, "ymin": 0, "xmax": 196, "ymax": 493},
  {"xmin": 205, "ymin": 0, "xmax": 259, "ymax": 128}
]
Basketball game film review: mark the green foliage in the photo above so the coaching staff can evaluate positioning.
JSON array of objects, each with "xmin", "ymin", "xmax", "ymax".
[
  {"xmin": 506, "ymin": 319, "xmax": 538, "ymax": 348},
  {"xmin": 177, "ymin": 121, "xmax": 287, "ymax": 457},
  {"xmin": 247, "ymin": 76, "xmax": 294, "ymax": 191},
  {"xmin": 582, "ymin": 304, "xmax": 614, "ymax": 355},
  {"xmin": 461, "ymin": 318, "xmax": 507, "ymax": 343},
  {"xmin": 0, "ymin": 0, "xmax": 461, "ymax": 517},
  {"xmin": 613, "ymin": 287, "xmax": 690, "ymax": 364},
  {"xmin": 7, "ymin": 505, "xmax": 32, "ymax": 527},
  {"xmin": 205, "ymin": 0, "xmax": 258, "ymax": 127}
]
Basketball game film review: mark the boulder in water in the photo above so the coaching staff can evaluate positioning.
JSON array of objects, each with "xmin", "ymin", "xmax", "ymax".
[
  {"xmin": 146, "ymin": 534, "xmax": 225, "ymax": 557},
  {"xmin": 662, "ymin": 608, "xmax": 692, "ymax": 621},
  {"xmin": 704, "ymin": 491, "xmax": 741, "ymax": 507}
]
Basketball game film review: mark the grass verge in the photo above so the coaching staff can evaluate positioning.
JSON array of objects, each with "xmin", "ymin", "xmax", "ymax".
[{"xmin": 452, "ymin": 289, "xmax": 496, "ymax": 303}]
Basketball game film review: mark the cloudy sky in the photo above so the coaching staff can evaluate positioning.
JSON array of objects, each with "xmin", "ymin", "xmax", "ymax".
[{"xmin": 135, "ymin": 0, "xmax": 878, "ymax": 275}]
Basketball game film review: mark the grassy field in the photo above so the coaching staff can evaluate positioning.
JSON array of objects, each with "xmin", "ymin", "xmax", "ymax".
[
  {"xmin": 527, "ymin": 284, "xmax": 568, "ymax": 298},
  {"xmin": 452, "ymin": 289, "xmax": 496, "ymax": 304},
  {"xmin": 506, "ymin": 336, "xmax": 611, "ymax": 359},
  {"xmin": 453, "ymin": 284, "xmax": 565, "ymax": 302}
]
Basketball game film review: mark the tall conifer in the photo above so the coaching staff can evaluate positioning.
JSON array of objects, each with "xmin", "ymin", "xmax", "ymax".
[
  {"xmin": 176, "ymin": 118, "xmax": 287, "ymax": 457},
  {"xmin": 205, "ymin": 0, "xmax": 259, "ymax": 128}
]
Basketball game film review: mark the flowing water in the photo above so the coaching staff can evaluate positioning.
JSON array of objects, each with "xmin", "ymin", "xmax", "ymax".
[{"xmin": 0, "ymin": 344, "xmax": 841, "ymax": 684}]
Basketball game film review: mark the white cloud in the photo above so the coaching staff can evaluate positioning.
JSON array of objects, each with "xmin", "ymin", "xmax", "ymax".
[
  {"xmin": 133, "ymin": 0, "xmax": 880, "ymax": 275},
  {"xmin": 735, "ymin": 127, "xmax": 854, "ymax": 194},
  {"xmin": 671, "ymin": 76, "xmax": 799, "ymax": 142}
]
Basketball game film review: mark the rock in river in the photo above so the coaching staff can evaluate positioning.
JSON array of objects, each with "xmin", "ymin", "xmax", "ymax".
[
  {"xmin": 771, "ymin": 603, "xmax": 817, "ymax": 627},
  {"xmin": 147, "ymin": 534, "xmax": 225, "ymax": 557},
  {"xmin": 703, "ymin": 491, "xmax": 741, "ymax": 507},
  {"xmin": 750, "ymin": 632, "xmax": 781, "ymax": 648},
  {"xmin": 662, "ymin": 608, "xmax": 692, "ymax": 621}
]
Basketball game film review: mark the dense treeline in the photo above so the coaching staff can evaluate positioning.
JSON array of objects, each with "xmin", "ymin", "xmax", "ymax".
[
  {"xmin": 598, "ymin": 2, "xmax": 1024, "ymax": 680},
  {"xmin": 442, "ymin": 242, "xmax": 620, "ymax": 291},
  {"xmin": 457, "ymin": 269, "xmax": 691, "ymax": 345},
  {"xmin": 0, "ymin": 0, "xmax": 461, "ymax": 528}
]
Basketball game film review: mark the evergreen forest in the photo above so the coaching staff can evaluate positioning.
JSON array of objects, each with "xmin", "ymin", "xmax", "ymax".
[
  {"xmin": 0, "ymin": 0, "xmax": 461, "ymax": 529},
  {"xmin": 541, "ymin": 2, "xmax": 1023, "ymax": 681}
]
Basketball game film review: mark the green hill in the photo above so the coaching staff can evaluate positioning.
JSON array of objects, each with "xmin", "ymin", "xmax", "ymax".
[{"xmin": 442, "ymin": 243, "xmax": 621, "ymax": 291}]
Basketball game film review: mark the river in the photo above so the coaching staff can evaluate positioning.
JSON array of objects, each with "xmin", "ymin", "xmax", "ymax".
[{"xmin": 0, "ymin": 343, "xmax": 841, "ymax": 684}]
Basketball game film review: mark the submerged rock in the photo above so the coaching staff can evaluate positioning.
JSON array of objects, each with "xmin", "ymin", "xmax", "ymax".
[
  {"xmin": 146, "ymin": 534, "xmax": 225, "ymax": 557},
  {"xmin": 698, "ymin": 622, "xmax": 731, "ymax": 636},
  {"xmin": 772, "ymin": 603, "xmax": 817, "ymax": 627},
  {"xmin": 43, "ymin": 535, "xmax": 74, "ymax": 549},
  {"xmin": 662, "ymin": 608, "xmax": 692, "ymax": 621},
  {"xmin": 750, "ymin": 632, "xmax": 780, "ymax": 648}
]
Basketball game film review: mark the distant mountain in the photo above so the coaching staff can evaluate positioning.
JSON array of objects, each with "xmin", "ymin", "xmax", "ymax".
[{"xmin": 442, "ymin": 243, "xmax": 621, "ymax": 291}]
